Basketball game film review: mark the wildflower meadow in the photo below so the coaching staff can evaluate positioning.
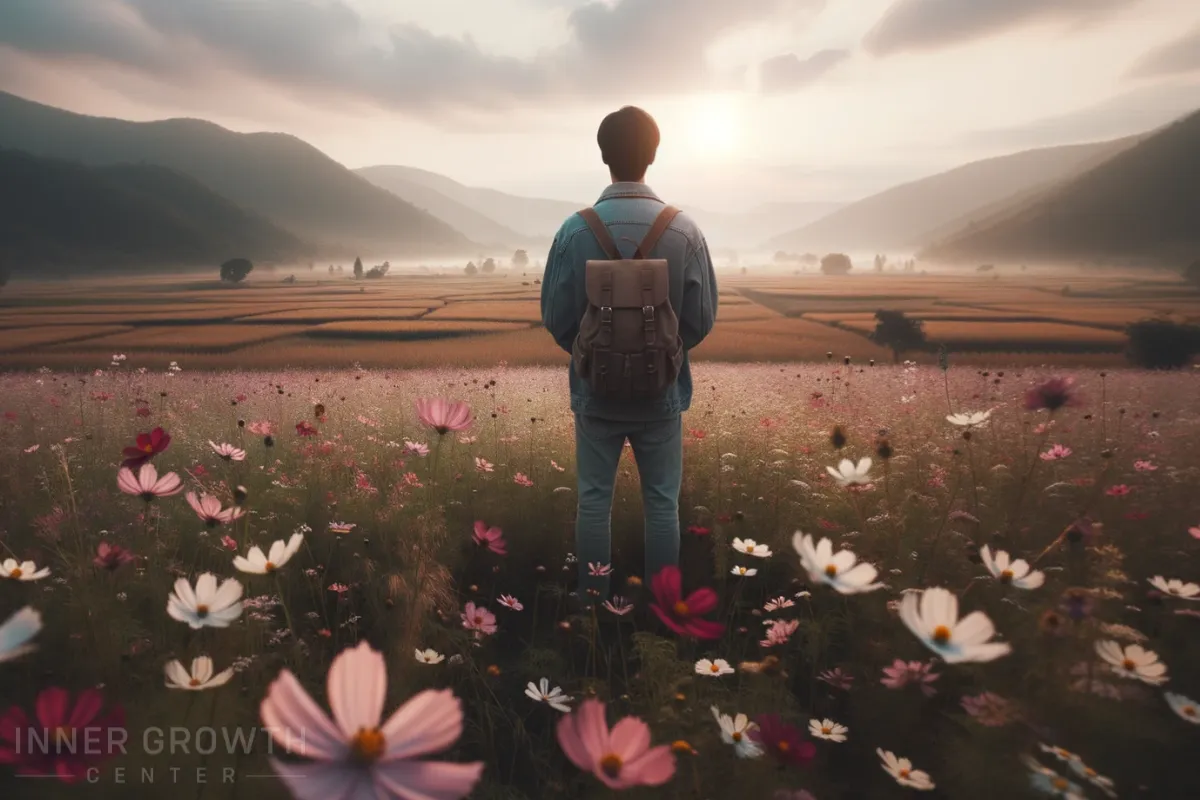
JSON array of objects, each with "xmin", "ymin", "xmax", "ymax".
[{"xmin": 0, "ymin": 359, "xmax": 1198, "ymax": 799}]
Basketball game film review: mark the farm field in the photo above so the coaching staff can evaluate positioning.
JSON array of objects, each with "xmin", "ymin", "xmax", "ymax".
[
  {"xmin": 0, "ymin": 270, "xmax": 1197, "ymax": 369},
  {"xmin": 0, "ymin": 363, "xmax": 1198, "ymax": 799}
]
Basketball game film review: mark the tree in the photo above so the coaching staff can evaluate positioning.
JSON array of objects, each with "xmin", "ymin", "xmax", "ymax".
[
  {"xmin": 820, "ymin": 253, "xmax": 853, "ymax": 275},
  {"xmin": 365, "ymin": 264, "xmax": 389, "ymax": 279},
  {"xmin": 873, "ymin": 254, "xmax": 887, "ymax": 272},
  {"xmin": 1126, "ymin": 318, "xmax": 1200, "ymax": 370},
  {"xmin": 481, "ymin": 258, "xmax": 496, "ymax": 274},
  {"xmin": 220, "ymin": 258, "xmax": 253, "ymax": 283},
  {"xmin": 1185, "ymin": 260, "xmax": 1200, "ymax": 288},
  {"xmin": 512, "ymin": 249, "xmax": 529, "ymax": 268},
  {"xmin": 870, "ymin": 310, "xmax": 927, "ymax": 362},
  {"xmin": 353, "ymin": 257, "xmax": 363, "ymax": 279},
  {"xmin": 464, "ymin": 261, "xmax": 478, "ymax": 276}
]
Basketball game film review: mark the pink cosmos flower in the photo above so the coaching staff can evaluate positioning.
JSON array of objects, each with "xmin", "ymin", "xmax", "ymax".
[
  {"xmin": 649, "ymin": 566, "xmax": 724, "ymax": 640},
  {"xmin": 461, "ymin": 602, "xmax": 497, "ymax": 637},
  {"xmin": 117, "ymin": 462, "xmax": 183, "ymax": 500},
  {"xmin": 295, "ymin": 421, "xmax": 318, "ymax": 437},
  {"xmin": 960, "ymin": 692, "xmax": 1020, "ymax": 727},
  {"xmin": 220, "ymin": 535, "xmax": 239, "ymax": 551},
  {"xmin": 416, "ymin": 398, "xmax": 473, "ymax": 435},
  {"xmin": 497, "ymin": 595, "xmax": 524, "ymax": 611},
  {"xmin": 817, "ymin": 668, "xmax": 854, "ymax": 691},
  {"xmin": 259, "ymin": 641, "xmax": 484, "ymax": 800},
  {"xmin": 749, "ymin": 714, "xmax": 816, "ymax": 767},
  {"xmin": 247, "ymin": 420, "xmax": 275, "ymax": 436},
  {"xmin": 1133, "ymin": 460, "xmax": 1158, "ymax": 472},
  {"xmin": 474, "ymin": 457, "xmax": 494, "ymax": 473},
  {"xmin": 403, "ymin": 441, "xmax": 430, "ymax": 457},
  {"xmin": 761, "ymin": 619, "xmax": 800, "ymax": 647},
  {"xmin": 0, "ymin": 687, "xmax": 125, "ymax": 783},
  {"xmin": 1040, "ymin": 445, "xmax": 1072, "ymax": 461},
  {"xmin": 604, "ymin": 597, "xmax": 634, "ymax": 616},
  {"xmin": 588, "ymin": 562, "xmax": 613, "ymax": 577},
  {"xmin": 186, "ymin": 492, "xmax": 246, "ymax": 527},
  {"xmin": 1105, "ymin": 484, "xmax": 1132, "ymax": 497},
  {"xmin": 513, "ymin": 473, "xmax": 533, "ymax": 487},
  {"xmin": 93, "ymin": 542, "xmax": 135, "ymax": 571},
  {"xmin": 1024, "ymin": 377, "xmax": 1082, "ymax": 412},
  {"xmin": 1189, "ymin": 526, "xmax": 1200, "ymax": 540},
  {"xmin": 209, "ymin": 441, "xmax": 247, "ymax": 461},
  {"xmin": 880, "ymin": 660, "xmax": 940, "ymax": 696},
  {"xmin": 556, "ymin": 699, "xmax": 675, "ymax": 790},
  {"xmin": 472, "ymin": 522, "xmax": 507, "ymax": 556}
]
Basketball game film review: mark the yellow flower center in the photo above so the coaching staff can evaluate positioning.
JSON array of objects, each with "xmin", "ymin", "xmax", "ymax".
[
  {"xmin": 350, "ymin": 728, "xmax": 386, "ymax": 764},
  {"xmin": 1121, "ymin": 658, "xmax": 1135, "ymax": 671},
  {"xmin": 999, "ymin": 570, "xmax": 1014, "ymax": 584},
  {"xmin": 777, "ymin": 740, "xmax": 790, "ymax": 753},
  {"xmin": 673, "ymin": 601, "xmax": 690, "ymax": 617},
  {"xmin": 822, "ymin": 726, "xmax": 832, "ymax": 735},
  {"xmin": 899, "ymin": 768, "xmax": 910, "ymax": 779},
  {"xmin": 1184, "ymin": 706, "xmax": 1196, "ymax": 717},
  {"xmin": 710, "ymin": 664, "xmax": 721, "ymax": 673},
  {"xmin": 599, "ymin": 754, "xmax": 623, "ymax": 778},
  {"xmin": 142, "ymin": 444, "xmax": 154, "ymax": 453},
  {"xmin": 189, "ymin": 678, "xmax": 202, "ymax": 687},
  {"xmin": 195, "ymin": 604, "xmax": 209, "ymax": 619},
  {"xmin": 1052, "ymin": 777, "xmax": 1068, "ymax": 790},
  {"xmin": 824, "ymin": 565, "xmax": 838, "ymax": 577},
  {"xmin": 731, "ymin": 731, "xmax": 742, "ymax": 742},
  {"xmin": 265, "ymin": 562, "xmax": 276, "ymax": 572},
  {"xmin": 932, "ymin": 625, "xmax": 952, "ymax": 645},
  {"xmin": 9, "ymin": 568, "xmax": 22, "ymax": 579},
  {"xmin": 1084, "ymin": 768, "xmax": 1096, "ymax": 777}
]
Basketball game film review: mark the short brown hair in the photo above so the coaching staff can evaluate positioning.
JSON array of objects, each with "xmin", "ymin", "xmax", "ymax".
[{"xmin": 597, "ymin": 106, "xmax": 659, "ymax": 181}]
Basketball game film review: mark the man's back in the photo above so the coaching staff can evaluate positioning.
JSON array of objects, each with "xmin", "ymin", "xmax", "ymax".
[{"xmin": 540, "ymin": 181, "xmax": 718, "ymax": 421}]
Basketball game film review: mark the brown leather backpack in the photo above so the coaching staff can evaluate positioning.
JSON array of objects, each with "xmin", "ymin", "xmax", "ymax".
[{"xmin": 571, "ymin": 205, "xmax": 684, "ymax": 401}]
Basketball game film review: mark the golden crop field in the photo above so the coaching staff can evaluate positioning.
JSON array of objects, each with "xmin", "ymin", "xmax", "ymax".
[{"xmin": 0, "ymin": 269, "xmax": 1196, "ymax": 368}]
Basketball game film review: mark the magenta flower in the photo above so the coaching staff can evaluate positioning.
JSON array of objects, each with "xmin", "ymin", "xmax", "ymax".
[
  {"xmin": 120, "ymin": 426, "xmax": 171, "ymax": 468},
  {"xmin": 1105, "ymin": 484, "xmax": 1132, "ymax": 497},
  {"xmin": 117, "ymin": 462, "xmax": 183, "ymax": 500},
  {"xmin": 186, "ymin": 492, "xmax": 246, "ymax": 527},
  {"xmin": 461, "ymin": 602, "xmax": 497, "ymax": 637},
  {"xmin": 1189, "ymin": 526, "xmax": 1200, "ymax": 540},
  {"xmin": 649, "ymin": 566, "xmax": 724, "ymax": 640},
  {"xmin": 749, "ymin": 714, "xmax": 816, "ymax": 767},
  {"xmin": 93, "ymin": 542, "xmax": 135, "ymax": 571},
  {"xmin": 0, "ymin": 688, "xmax": 125, "ymax": 783},
  {"xmin": 1024, "ymin": 377, "xmax": 1081, "ymax": 412},
  {"xmin": 513, "ymin": 473, "xmax": 533, "ymax": 487},
  {"xmin": 880, "ymin": 660, "xmax": 940, "ymax": 696},
  {"xmin": 416, "ymin": 398, "xmax": 473, "ymax": 435},
  {"xmin": 556, "ymin": 699, "xmax": 675, "ymax": 790},
  {"xmin": 1040, "ymin": 444, "xmax": 1072, "ymax": 461},
  {"xmin": 472, "ymin": 521, "xmax": 507, "ymax": 556},
  {"xmin": 960, "ymin": 692, "xmax": 1020, "ymax": 727},
  {"xmin": 259, "ymin": 641, "xmax": 483, "ymax": 799}
]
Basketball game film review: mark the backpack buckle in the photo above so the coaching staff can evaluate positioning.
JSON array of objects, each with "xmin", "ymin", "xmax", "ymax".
[
  {"xmin": 642, "ymin": 305, "xmax": 655, "ymax": 322},
  {"xmin": 600, "ymin": 307, "xmax": 613, "ymax": 323}
]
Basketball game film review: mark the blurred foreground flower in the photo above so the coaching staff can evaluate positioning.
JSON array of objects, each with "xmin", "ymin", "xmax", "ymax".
[
  {"xmin": 1147, "ymin": 576, "xmax": 1199, "ymax": 600},
  {"xmin": 880, "ymin": 660, "xmax": 940, "ymax": 696},
  {"xmin": 750, "ymin": 714, "xmax": 815, "ymax": 767},
  {"xmin": 979, "ymin": 545, "xmax": 1044, "ymax": 590},
  {"xmin": 0, "ymin": 607, "xmax": 41, "ymax": 663},
  {"xmin": 121, "ymin": 426, "xmax": 171, "ymax": 468},
  {"xmin": 234, "ymin": 534, "xmax": 304, "ymax": 574},
  {"xmin": 826, "ymin": 458, "xmax": 872, "ymax": 488},
  {"xmin": 117, "ymin": 462, "xmax": 182, "ymax": 500},
  {"xmin": 1094, "ymin": 640, "xmax": 1168, "ymax": 685},
  {"xmin": 0, "ymin": 688, "xmax": 125, "ymax": 783},
  {"xmin": 649, "ymin": 566, "xmax": 724, "ymax": 640},
  {"xmin": 416, "ymin": 398, "xmax": 473, "ymax": 435},
  {"xmin": 899, "ymin": 587, "xmax": 1011, "ymax": 664},
  {"xmin": 260, "ymin": 641, "xmax": 483, "ymax": 800},
  {"xmin": 878, "ymin": 749, "xmax": 934, "ymax": 791},
  {"xmin": 556, "ymin": 699, "xmax": 675, "ymax": 789},
  {"xmin": 167, "ymin": 573, "xmax": 244, "ymax": 629},
  {"xmin": 472, "ymin": 521, "xmax": 507, "ymax": 556},
  {"xmin": 1025, "ymin": 377, "xmax": 1081, "ymax": 412},
  {"xmin": 710, "ymin": 706, "xmax": 763, "ymax": 759},
  {"xmin": 0, "ymin": 559, "xmax": 51, "ymax": 582},
  {"xmin": 94, "ymin": 542, "xmax": 135, "ymax": 571},
  {"xmin": 794, "ymin": 533, "xmax": 882, "ymax": 594},
  {"xmin": 187, "ymin": 492, "xmax": 246, "ymax": 527},
  {"xmin": 1165, "ymin": 692, "xmax": 1200, "ymax": 723}
]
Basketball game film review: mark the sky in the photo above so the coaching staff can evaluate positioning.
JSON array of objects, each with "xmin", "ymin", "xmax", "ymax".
[{"xmin": 1, "ymin": 0, "xmax": 1198, "ymax": 212}]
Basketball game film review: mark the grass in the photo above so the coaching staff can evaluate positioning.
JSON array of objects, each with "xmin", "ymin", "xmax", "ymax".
[
  {"xmin": 54, "ymin": 324, "xmax": 312, "ymax": 350},
  {"xmin": 0, "ymin": 325, "xmax": 135, "ymax": 351},
  {"xmin": 425, "ymin": 301, "xmax": 544, "ymax": 322},
  {"xmin": 306, "ymin": 320, "xmax": 532, "ymax": 339}
]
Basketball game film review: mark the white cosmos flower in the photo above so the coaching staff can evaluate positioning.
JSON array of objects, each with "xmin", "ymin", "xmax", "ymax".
[
  {"xmin": 877, "ymin": 748, "xmax": 934, "ymax": 790},
  {"xmin": 793, "ymin": 533, "xmax": 883, "ymax": 594},
  {"xmin": 1094, "ymin": 640, "xmax": 1168, "ymax": 685},
  {"xmin": 947, "ymin": 410, "xmax": 992, "ymax": 427},
  {"xmin": 1023, "ymin": 757, "xmax": 1086, "ymax": 799},
  {"xmin": 730, "ymin": 566, "xmax": 758, "ymax": 577},
  {"xmin": 414, "ymin": 649, "xmax": 445, "ymax": 664},
  {"xmin": 524, "ymin": 678, "xmax": 571, "ymax": 713},
  {"xmin": 1165, "ymin": 692, "xmax": 1200, "ymax": 724},
  {"xmin": 1064, "ymin": 757, "xmax": 1116, "ymax": 798},
  {"xmin": 826, "ymin": 457, "xmax": 872, "ymax": 488},
  {"xmin": 732, "ymin": 538, "xmax": 772, "ymax": 558},
  {"xmin": 1148, "ymin": 576, "xmax": 1200, "ymax": 600},
  {"xmin": 695, "ymin": 658, "xmax": 734, "ymax": 677},
  {"xmin": 233, "ymin": 533, "xmax": 304, "ymax": 574},
  {"xmin": 979, "ymin": 545, "xmax": 1045, "ymax": 590},
  {"xmin": 710, "ymin": 706, "xmax": 763, "ymax": 759},
  {"xmin": 167, "ymin": 573, "xmax": 244, "ymax": 629},
  {"xmin": 0, "ymin": 607, "xmax": 42, "ymax": 663},
  {"xmin": 0, "ymin": 559, "xmax": 51, "ymax": 582},
  {"xmin": 809, "ymin": 718, "xmax": 848, "ymax": 742},
  {"xmin": 209, "ymin": 441, "xmax": 247, "ymax": 461},
  {"xmin": 899, "ymin": 587, "xmax": 1012, "ymax": 664},
  {"xmin": 165, "ymin": 656, "xmax": 234, "ymax": 691}
]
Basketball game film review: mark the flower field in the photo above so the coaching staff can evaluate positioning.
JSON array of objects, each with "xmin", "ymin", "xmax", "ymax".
[{"xmin": 0, "ymin": 360, "xmax": 1198, "ymax": 799}]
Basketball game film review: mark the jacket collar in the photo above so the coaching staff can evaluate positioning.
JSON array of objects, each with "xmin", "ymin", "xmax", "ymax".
[{"xmin": 596, "ymin": 182, "xmax": 662, "ymax": 203}]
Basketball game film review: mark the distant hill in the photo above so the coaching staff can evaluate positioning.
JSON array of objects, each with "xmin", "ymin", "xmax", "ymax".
[
  {"xmin": 0, "ymin": 149, "xmax": 306, "ymax": 273},
  {"xmin": 357, "ymin": 165, "xmax": 839, "ymax": 250},
  {"xmin": 0, "ymin": 92, "xmax": 472, "ymax": 256},
  {"xmin": 923, "ymin": 109, "xmax": 1200, "ymax": 265},
  {"xmin": 767, "ymin": 138, "xmax": 1138, "ymax": 254}
]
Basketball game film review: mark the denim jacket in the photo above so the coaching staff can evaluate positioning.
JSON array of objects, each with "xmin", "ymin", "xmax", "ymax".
[{"xmin": 540, "ymin": 182, "xmax": 718, "ymax": 421}]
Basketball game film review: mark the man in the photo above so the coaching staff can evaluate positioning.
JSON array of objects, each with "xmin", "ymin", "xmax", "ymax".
[{"xmin": 540, "ymin": 106, "xmax": 718, "ymax": 599}]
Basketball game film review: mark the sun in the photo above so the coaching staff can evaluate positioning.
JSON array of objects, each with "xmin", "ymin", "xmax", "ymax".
[{"xmin": 683, "ymin": 95, "xmax": 743, "ymax": 160}]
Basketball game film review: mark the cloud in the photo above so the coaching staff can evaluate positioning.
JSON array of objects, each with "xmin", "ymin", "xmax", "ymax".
[
  {"xmin": 759, "ymin": 49, "xmax": 849, "ymax": 93},
  {"xmin": 0, "ymin": 0, "xmax": 817, "ymax": 115},
  {"xmin": 864, "ymin": 0, "xmax": 1139, "ymax": 56},
  {"xmin": 1128, "ymin": 27, "xmax": 1200, "ymax": 78},
  {"xmin": 960, "ymin": 80, "xmax": 1200, "ymax": 150}
]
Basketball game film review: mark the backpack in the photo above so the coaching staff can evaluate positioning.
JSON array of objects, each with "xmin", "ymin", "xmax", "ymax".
[{"xmin": 571, "ymin": 205, "xmax": 684, "ymax": 402}]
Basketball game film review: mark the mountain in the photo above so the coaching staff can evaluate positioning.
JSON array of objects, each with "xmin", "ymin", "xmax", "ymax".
[
  {"xmin": 0, "ymin": 92, "xmax": 471, "ymax": 255},
  {"xmin": 0, "ymin": 149, "xmax": 305, "ymax": 272},
  {"xmin": 922, "ymin": 109, "xmax": 1200, "ymax": 264},
  {"xmin": 357, "ymin": 165, "xmax": 839, "ymax": 250},
  {"xmin": 766, "ymin": 138, "xmax": 1139, "ymax": 254},
  {"xmin": 354, "ymin": 165, "xmax": 534, "ymax": 248}
]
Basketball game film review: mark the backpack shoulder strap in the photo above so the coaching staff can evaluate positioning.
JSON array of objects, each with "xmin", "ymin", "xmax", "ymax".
[
  {"xmin": 577, "ymin": 208, "xmax": 622, "ymax": 260},
  {"xmin": 633, "ymin": 205, "xmax": 681, "ymax": 259}
]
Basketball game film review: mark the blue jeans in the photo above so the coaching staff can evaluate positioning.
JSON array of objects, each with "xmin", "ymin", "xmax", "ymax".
[{"xmin": 574, "ymin": 413, "xmax": 682, "ymax": 600}]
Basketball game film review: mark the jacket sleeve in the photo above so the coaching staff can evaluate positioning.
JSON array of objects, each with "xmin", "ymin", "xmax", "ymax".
[
  {"xmin": 679, "ymin": 235, "xmax": 718, "ymax": 350},
  {"xmin": 540, "ymin": 230, "xmax": 577, "ymax": 354}
]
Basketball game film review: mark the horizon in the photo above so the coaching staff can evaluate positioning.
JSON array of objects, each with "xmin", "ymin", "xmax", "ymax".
[{"xmin": 2, "ymin": 0, "xmax": 1198, "ymax": 212}]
